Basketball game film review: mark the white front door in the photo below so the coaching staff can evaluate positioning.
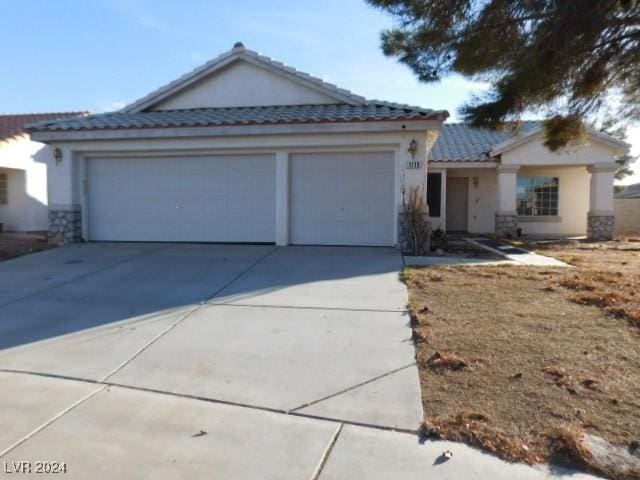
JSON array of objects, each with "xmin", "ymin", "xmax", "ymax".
[
  {"xmin": 87, "ymin": 154, "xmax": 276, "ymax": 242},
  {"xmin": 289, "ymin": 152, "xmax": 395, "ymax": 246}
]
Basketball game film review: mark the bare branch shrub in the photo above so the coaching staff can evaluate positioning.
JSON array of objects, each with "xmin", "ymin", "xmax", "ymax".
[{"xmin": 403, "ymin": 185, "xmax": 430, "ymax": 255}]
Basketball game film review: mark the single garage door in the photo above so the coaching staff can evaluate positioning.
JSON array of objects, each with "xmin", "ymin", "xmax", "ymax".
[
  {"xmin": 87, "ymin": 155, "xmax": 276, "ymax": 242},
  {"xmin": 290, "ymin": 152, "xmax": 395, "ymax": 246}
]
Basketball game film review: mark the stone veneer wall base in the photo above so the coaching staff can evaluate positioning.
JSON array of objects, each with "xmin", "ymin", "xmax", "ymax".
[
  {"xmin": 587, "ymin": 214, "xmax": 615, "ymax": 241},
  {"xmin": 49, "ymin": 209, "xmax": 82, "ymax": 245},
  {"xmin": 397, "ymin": 212, "xmax": 431, "ymax": 255},
  {"xmin": 495, "ymin": 213, "xmax": 518, "ymax": 238}
]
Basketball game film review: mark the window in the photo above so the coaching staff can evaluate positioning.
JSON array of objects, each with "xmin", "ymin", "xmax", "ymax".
[
  {"xmin": 427, "ymin": 172, "xmax": 441, "ymax": 217},
  {"xmin": 0, "ymin": 173, "xmax": 7, "ymax": 205},
  {"xmin": 517, "ymin": 176, "xmax": 558, "ymax": 216}
]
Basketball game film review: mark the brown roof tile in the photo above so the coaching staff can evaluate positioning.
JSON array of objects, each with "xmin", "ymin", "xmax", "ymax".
[{"xmin": 0, "ymin": 112, "xmax": 87, "ymax": 141}]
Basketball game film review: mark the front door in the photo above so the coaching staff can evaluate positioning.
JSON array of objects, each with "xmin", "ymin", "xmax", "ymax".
[{"xmin": 446, "ymin": 177, "xmax": 469, "ymax": 232}]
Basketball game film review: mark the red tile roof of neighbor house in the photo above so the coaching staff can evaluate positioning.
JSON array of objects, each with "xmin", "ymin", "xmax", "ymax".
[{"xmin": 0, "ymin": 112, "xmax": 88, "ymax": 141}]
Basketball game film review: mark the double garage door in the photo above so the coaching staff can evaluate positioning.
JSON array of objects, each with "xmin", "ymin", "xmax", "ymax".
[{"xmin": 87, "ymin": 152, "xmax": 395, "ymax": 246}]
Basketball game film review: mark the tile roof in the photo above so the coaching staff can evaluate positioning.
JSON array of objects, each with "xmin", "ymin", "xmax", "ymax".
[
  {"xmin": 430, "ymin": 122, "xmax": 542, "ymax": 162},
  {"xmin": 616, "ymin": 183, "xmax": 640, "ymax": 198},
  {"xmin": 0, "ymin": 112, "xmax": 87, "ymax": 140},
  {"xmin": 26, "ymin": 103, "xmax": 443, "ymax": 132}
]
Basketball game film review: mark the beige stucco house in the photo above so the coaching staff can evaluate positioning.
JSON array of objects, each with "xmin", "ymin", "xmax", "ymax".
[
  {"xmin": 27, "ymin": 43, "xmax": 627, "ymax": 247},
  {"xmin": 0, "ymin": 113, "xmax": 83, "ymax": 233},
  {"xmin": 428, "ymin": 123, "xmax": 628, "ymax": 240}
]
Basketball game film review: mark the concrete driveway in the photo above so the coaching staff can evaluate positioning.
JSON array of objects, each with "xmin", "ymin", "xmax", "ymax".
[{"xmin": 0, "ymin": 244, "xmax": 597, "ymax": 479}]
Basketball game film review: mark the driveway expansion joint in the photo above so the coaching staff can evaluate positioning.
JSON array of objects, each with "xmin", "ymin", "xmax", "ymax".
[
  {"xmin": 0, "ymin": 383, "xmax": 106, "ymax": 458},
  {"xmin": 288, "ymin": 362, "xmax": 417, "ymax": 414},
  {"xmin": 210, "ymin": 302, "xmax": 408, "ymax": 314},
  {"xmin": 0, "ymin": 369, "xmax": 420, "ymax": 436},
  {"xmin": 100, "ymin": 246, "xmax": 280, "ymax": 383},
  {"xmin": 310, "ymin": 423, "xmax": 343, "ymax": 480}
]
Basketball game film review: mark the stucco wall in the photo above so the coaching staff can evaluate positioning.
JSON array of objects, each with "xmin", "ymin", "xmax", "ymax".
[
  {"xmin": 516, "ymin": 166, "xmax": 590, "ymax": 236},
  {"xmin": 501, "ymin": 135, "xmax": 621, "ymax": 166},
  {"xmin": 154, "ymin": 62, "xmax": 341, "ymax": 110},
  {"xmin": 445, "ymin": 168, "xmax": 497, "ymax": 234},
  {"xmin": 428, "ymin": 165, "xmax": 591, "ymax": 236},
  {"xmin": 50, "ymin": 127, "xmax": 434, "ymax": 244},
  {"xmin": 615, "ymin": 198, "xmax": 640, "ymax": 235},
  {"xmin": 0, "ymin": 137, "xmax": 49, "ymax": 231}
]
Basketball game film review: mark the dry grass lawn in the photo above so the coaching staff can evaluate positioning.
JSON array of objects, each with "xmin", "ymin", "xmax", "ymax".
[{"xmin": 405, "ymin": 240, "xmax": 640, "ymax": 479}]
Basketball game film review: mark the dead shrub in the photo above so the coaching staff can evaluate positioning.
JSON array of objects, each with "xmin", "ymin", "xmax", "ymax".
[
  {"xmin": 543, "ymin": 366, "xmax": 568, "ymax": 380},
  {"xmin": 425, "ymin": 352, "xmax": 468, "ymax": 372},
  {"xmin": 571, "ymin": 292, "xmax": 623, "ymax": 308},
  {"xmin": 547, "ymin": 426, "xmax": 593, "ymax": 470},
  {"xmin": 402, "ymin": 186, "xmax": 429, "ymax": 256},
  {"xmin": 425, "ymin": 412, "xmax": 543, "ymax": 464},
  {"xmin": 427, "ymin": 273, "xmax": 444, "ymax": 282},
  {"xmin": 413, "ymin": 326, "xmax": 430, "ymax": 343}
]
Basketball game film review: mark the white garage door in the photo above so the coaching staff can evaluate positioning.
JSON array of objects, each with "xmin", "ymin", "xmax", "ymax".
[
  {"xmin": 87, "ymin": 155, "xmax": 276, "ymax": 242},
  {"xmin": 290, "ymin": 152, "xmax": 395, "ymax": 246}
]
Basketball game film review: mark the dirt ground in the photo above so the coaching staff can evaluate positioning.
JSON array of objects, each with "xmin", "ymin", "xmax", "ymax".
[
  {"xmin": 405, "ymin": 240, "xmax": 640, "ymax": 479},
  {"xmin": 0, "ymin": 233, "xmax": 52, "ymax": 262}
]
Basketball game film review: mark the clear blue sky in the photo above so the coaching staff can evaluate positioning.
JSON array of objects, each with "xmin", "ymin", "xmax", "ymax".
[{"xmin": 1, "ymin": 0, "xmax": 637, "ymax": 183}]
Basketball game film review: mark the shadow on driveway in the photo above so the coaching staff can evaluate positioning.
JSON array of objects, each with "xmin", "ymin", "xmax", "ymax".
[{"xmin": 0, "ymin": 242, "xmax": 406, "ymax": 351}]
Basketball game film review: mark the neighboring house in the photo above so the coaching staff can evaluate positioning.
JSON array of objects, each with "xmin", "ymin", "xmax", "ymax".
[
  {"xmin": 428, "ymin": 123, "xmax": 628, "ymax": 240},
  {"xmin": 0, "ymin": 113, "xmax": 85, "ymax": 233},
  {"xmin": 615, "ymin": 183, "xmax": 640, "ymax": 235},
  {"xmin": 27, "ymin": 43, "xmax": 627, "ymax": 247}
]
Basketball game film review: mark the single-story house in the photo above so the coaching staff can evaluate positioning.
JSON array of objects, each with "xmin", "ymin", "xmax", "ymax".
[
  {"xmin": 27, "ymin": 43, "xmax": 627, "ymax": 247},
  {"xmin": 615, "ymin": 183, "xmax": 640, "ymax": 235},
  {"xmin": 0, "ymin": 113, "xmax": 84, "ymax": 233},
  {"xmin": 427, "ymin": 122, "xmax": 628, "ymax": 239}
]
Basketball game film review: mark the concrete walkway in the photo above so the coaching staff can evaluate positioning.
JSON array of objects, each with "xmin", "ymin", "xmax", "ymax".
[
  {"xmin": 467, "ymin": 238, "xmax": 569, "ymax": 266},
  {"xmin": 0, "ymin": 244, "xmax": 596, "ymax": 479}
]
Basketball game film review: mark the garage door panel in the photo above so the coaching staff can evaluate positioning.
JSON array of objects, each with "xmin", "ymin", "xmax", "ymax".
[
  {"xmin": 88, "ymin": 155, "xmax": 276, "ymax": 242},
  {"xmin": 290, "ymin": 152, "xmax": 395, "ymax": 247}
]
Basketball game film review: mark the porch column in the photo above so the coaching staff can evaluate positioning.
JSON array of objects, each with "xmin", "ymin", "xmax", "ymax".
[
  {"xmin": 275, "ymin": 151, "xmax": 290, "ymax": 246},
  {"xmin": 587, "ymin": 163, "xmax": 617, "ymax": 241},
  {"xmin": 495, "ymin": 164, "xmax": 520, "ymax": 237},
  {"xmin": 48, "ymin": 147, "xmax": 82, "ymax": 245}
]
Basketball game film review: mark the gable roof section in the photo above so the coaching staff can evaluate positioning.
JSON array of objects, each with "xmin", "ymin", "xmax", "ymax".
[
  {"xmin": 489, "ymin": 124, "xmax": 629, "ymax": 156},
  {"xmin": 123, "ymin": 43, "xmax": 368, "ymax": 113},
  {"xmin": 430, "ymin": 121, "xmax": 629, "ymax": 162},
  {"xmin": 429, "ymin": 122, "xmax": 541, "ymax": 162},
  {"xmin": 27, "ymin": 103, "xmax": 443, "ymax": 132},
  {"xmin": 0, "ymin": 112, "xmax": 86, "ymax": 141}
]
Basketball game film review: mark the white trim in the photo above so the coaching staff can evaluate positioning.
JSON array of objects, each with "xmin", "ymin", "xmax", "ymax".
[
  {"xmin": 79, "ymin": 155, "xmax": 89, "ymax": 241},
  {"xmin": 497, "ymin": 164, "xmax": 520, "ymax": 174},
  {"xmin": 30, "ymin": 120, "xmax": 440, "ymax": 143},
  {"xmin": 428, "ymin": 161, "xmax": 498, "ymax": 169},
  {"xmin": 517, "ymin": 216, "xmax": 562, "ymax": 223},
  {"xmin": 122, "ymin": 46, "xmax": 367, "ymax": 113},
  {"xmin": 393, "ymin": 147, "xmax": 401, "ymax": 245},
  {"xmin": 275, "ymin": 151, "xmax": 290, "ymax": 246},
  {"xmin": 588, "ymin": 163, "xmax": 618, "ymax": 173}
]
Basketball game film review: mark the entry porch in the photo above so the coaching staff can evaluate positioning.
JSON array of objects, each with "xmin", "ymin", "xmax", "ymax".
[{"xmin": 426, "ymin": 163, "xmax": 617, "ymax": 240}]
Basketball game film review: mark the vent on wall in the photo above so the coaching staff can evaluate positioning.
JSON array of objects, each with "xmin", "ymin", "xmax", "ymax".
[{"xmin": 406, "ymin": 160, "xmax": 423, "ymax": 170}]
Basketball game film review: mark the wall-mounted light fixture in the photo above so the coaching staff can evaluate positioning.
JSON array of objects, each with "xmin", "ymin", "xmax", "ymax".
[
  {"xmin": 472, "ymin": 176, "xmax": 480, "ymax": 188},
  {"xmin": 408, "ymin": 139, "xmax": 418, "ymax": 159},
  {"xmin": 53, "ymin": 148, "xmax": 63, "ymax": 165}
]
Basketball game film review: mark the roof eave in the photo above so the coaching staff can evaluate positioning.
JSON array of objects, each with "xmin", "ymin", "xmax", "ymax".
[{"xmin": 29, "ymin": 118, "xmax": 443, "ymax": 143}]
